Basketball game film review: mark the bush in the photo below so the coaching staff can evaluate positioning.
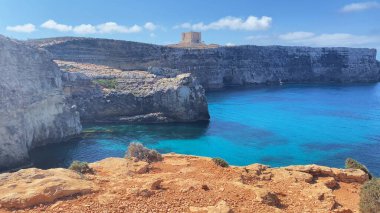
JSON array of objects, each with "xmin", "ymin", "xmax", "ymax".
[
  {"xmin": 360, "ymin": 179, "xmax": 380, "ymax": 213},
  {"xmin": 212, "ymin": 157, "xmax": 229, "ymax": 168},
  {"xmin": 125, "ymin": 142, "xmax": 163, "ymax": 163},
  {"xmin": 93, "ymin": 78, "xmax": 117, "ymax": 89},
  {"xmin": 345, "ymin": 158, "xmax": 372, "ymax": 179},
  {"xmin": 68, "ymin": 161, "xmax": 93, "ymax": 174}
]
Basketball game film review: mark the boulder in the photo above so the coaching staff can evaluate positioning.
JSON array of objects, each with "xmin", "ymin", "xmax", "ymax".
[
  {"xmin": 254, "ymin": 188, "xmax": 281, "ymax": 207},
  {"xmin": 284, "ymin": 165, "xmax": 369, "ymax": 183},
  {"xmin": 0, "ymin": 168, "xmax": 94, "ymax": 209}
]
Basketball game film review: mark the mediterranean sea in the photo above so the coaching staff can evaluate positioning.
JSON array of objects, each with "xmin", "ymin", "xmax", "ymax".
[{"xmin": 30, "ymin": 83, "xmax": 380, "ymax": 175}]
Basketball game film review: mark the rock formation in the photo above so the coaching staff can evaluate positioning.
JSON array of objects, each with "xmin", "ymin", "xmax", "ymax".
[
  {"xmin": 29, "ymin": 37, "xmax": 380, "ymax": 89},
  {"xmin": 59, "ymin": 60, "xmax": 209, "ymax": 123},
  {"xmin": 0, "ymin": 154, "xmax": 368, "ymax": 212},
  {"xmin": 0, "ymin": 36, "xmax": 81, "ymax": 170},
  {"xmin": 0, "ymin": 168, "xmax": 95, "ymax": 209}
]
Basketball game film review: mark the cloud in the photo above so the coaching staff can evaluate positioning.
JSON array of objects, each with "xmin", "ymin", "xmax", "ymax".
[
  {"xmin": 41, "ymin": 20, "xmax": 72, "ymax": 32},
  {"xmin": 6, "ymin": 24, "xmax": 36, "ymax": 33},
  {"xmin": 175, "ymin": 16, "xmax": 272, "ymax": 31},
  {"xmin": 39, "ymin": 20, "xmax": 151, "ymax": 34},
  {"xmin": 73, "ymin": 24, "xmax": 97, "ymax": 34},
  {"xmin": 225, "ymin": 42, "xmax": 235, "ymax": 46},
  {"xmin": 340, "ymin": 1, "xmax": 380, "ymax": 12},
  {"xmin": 96, "ymin": 22, "xmax": 142, "ymax": 33},
  {"xmin": 144, "ymin": 22, "xmax": 157, "ymax": 31},
  {"xmin": 279, "ymin": 32, "xmax": 315, "ymax": 41},
  {"xmin": 278, "ymin": 32, "xmax": 380, "ymax": 47}
]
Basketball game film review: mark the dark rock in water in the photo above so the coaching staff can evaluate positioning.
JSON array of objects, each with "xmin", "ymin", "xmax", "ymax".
[
  {"xmin": 59, "ymin": 61, "xmax": 209, "ymax": 123},
  {"xmin": 0, "ymin": 35, "xmax": 82, "ymax": 170},
  {"xmin": 29, "ymin": 37, "xmax": 380, "ymax": 90}
]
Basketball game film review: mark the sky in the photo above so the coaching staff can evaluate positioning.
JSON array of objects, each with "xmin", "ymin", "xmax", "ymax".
[{"xmin": 0, "ymin": 0, "xmax": 379, "ymax": 58}]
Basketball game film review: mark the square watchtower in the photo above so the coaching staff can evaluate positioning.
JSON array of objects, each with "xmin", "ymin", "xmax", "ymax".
[{"xmin": 181, "ymin": 32, "xmax": 202, "ymax": 44}]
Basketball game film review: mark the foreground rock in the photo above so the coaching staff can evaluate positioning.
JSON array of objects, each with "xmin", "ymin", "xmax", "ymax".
[
  {"xmin": 0, "ymin": 168, "xmax": 94, "ymax": 209},
  {"xmin": 0, "ymin": 36, "xmax": 81, "ymax": 170},
  {"xmin": 59, "ymin": 60, "xmax": 209, "ymax": 123},
  {"xmin": 29, "ymin": 37, "xmax": 380, "ymax": 89},
  {"xmin": 0, "ymin": 154, "xmax": 368, "ymax": 212}
]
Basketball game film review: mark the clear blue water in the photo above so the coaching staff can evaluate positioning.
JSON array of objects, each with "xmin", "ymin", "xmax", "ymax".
[{"xmin": 30, "ymin": 83, "xmax": 380, "ymax": 176}]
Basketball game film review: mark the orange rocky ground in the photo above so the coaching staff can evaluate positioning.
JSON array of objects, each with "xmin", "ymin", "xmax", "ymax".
[{"xmin": 0, "ymin": 154, "xmax": 368, "ymax": 213}]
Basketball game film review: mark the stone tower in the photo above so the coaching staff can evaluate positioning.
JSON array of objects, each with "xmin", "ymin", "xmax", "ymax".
[{"xmin": 181, "ymin": 32, "xmax": 202, "ymax": 44}]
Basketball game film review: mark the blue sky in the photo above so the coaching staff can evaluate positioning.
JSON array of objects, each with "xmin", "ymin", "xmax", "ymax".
[{"xmin": 1, "ymin": 0, "xmax": 379, "ymax": 58}]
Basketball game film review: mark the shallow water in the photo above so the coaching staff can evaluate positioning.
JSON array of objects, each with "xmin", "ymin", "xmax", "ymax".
[{"xmin": 30, "ymin": 83, "xmax": 380, "ymax": 176}]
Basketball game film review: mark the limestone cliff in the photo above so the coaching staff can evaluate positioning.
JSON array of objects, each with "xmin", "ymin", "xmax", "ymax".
[
  {"xmin": 59, "ymin": 61, "xmax": 209, "ymax": 123},
  {"xmin": 0, "ymin": 36, "xmax": 81, "ymax": 170},
  {"xmin": 30, "ymin": 37, "xmax": 380, "ymax": 89}
]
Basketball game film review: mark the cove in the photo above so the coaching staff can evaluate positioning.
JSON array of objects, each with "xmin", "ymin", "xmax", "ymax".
[{"xmin": 30, "ymin": 83, "xmax": 380, "ymax": 176}]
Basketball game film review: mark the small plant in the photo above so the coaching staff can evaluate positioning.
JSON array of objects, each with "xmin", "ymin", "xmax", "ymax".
[
  {"xmin": 345, "ymin": 158, "xmax": 372, "ymax": 179},
  {"xmin": 93, "ymin": 78, "xmax": 118, "ymax": 89},
  {"xmin": 68, "ymin": 160, "xmax": 93, "ymax": 174},
  {"xmin": 360, "ymin": 179, "xmax": 380, "ymax": 213},
  {"xmin": 212, "ymin": 157, "xmax": 229, "ymax": 168},
  {"xmin": 125, "ymin": 142, "xmax": 163, "ymax": 163}
]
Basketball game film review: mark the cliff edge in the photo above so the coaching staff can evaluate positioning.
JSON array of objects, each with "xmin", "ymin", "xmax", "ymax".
[
  {"xmin": 59, "ymin": 60, "xmax": 209, "ymax": 123},
  {"xmin": 0, "ymin": 154, "xmax": 368, "ymax": 212},
  {"xmin": 0, "ymin": 36, "xmax": 81, "ymax": 170},
  {"xmin": 29, "ymin": 37, "xmax": 380, "ymax": 89}
]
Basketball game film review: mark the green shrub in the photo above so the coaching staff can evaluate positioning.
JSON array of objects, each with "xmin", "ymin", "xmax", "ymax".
[
  {"xmin": 93, "ymin": 78, "xmax": 117, "ymax": 89},
  {"xmin": 125, "ymin": 142, "xmax": 163, "ymax": 163},
  {"xmin": 360, "ymin": 179, "xmax": 380, "ymax": 213},
  {"xmin": 68, "ymin": 161, "xmax": 93, "ymax": 174},
  {"xmin": 345, "ymin": 158, "xmax": 372, "ymax": 179},
  {"xmin": 212, "ymin": 157, "xmax": 229, "ymax": 168}
]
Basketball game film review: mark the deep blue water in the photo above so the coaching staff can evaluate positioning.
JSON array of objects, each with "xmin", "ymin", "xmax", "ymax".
[{"xmin": 30, "ymin": 83, "xmax": 380, "ymax": 176}]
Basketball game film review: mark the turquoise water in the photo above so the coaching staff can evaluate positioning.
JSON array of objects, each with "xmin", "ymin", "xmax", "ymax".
[{"xmin": 30, "ymin": 83, "xmax": 380, "ymax": 175}]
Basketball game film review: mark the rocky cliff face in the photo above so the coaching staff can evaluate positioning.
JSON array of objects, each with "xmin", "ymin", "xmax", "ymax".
[
  {"xmin": 30, "ymin": 37, "xmax": 380, "ymax": 89},
  {"xmin": 0, "ymin": 36, "xmax": 81, "ymax": 170},
  {"xmin": 59, "ymin": 61, "xmax": 209, "ymax": 123}
]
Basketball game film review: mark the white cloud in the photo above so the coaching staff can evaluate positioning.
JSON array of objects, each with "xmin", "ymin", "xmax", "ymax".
[
  {"xmin": 39, "ymin": 20, "xmax": 148, "ymax": 34},
  {"xmin": 97, "ymin": 22, "xmax": 142, "ymax": 33},
  {"xmin": 279, "ymin": 32, "xmax": 315, "ymax": 41},
  {"xmin": 175, "ymin": 16, "xmax": 272, "ymax": 31},
  {"xmin": 225, "ymin": 42, "xmax": 235, "ymax": 46},
  {"xmin": 341, "ymin": 1, "xmax": 380, "ymax": 12},
  {"xmin": 144, "ymin": 22, "xmax": 157, "ymax": 31},
  {"xmin": 6, "ymin": 23, "xmax": 36, "ymax": 33},
  {"xmin": 41, "ymin": 20, "xmax": 72, "ymax": 32},
  {"xmin": 278, "ymin": 32, "xmax": 380, "ymax": 47},
  {"xmin": 73, "ymin": 24, "xmax": 97, "ymax": 34}
]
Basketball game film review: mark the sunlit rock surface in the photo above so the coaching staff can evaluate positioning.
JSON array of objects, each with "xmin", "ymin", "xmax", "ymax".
[
  {"xmin": 0, "ymin": 36, "xmax": 81, "ymax": 170},
  {"xmin": 59, "ymin": 61, "xmax": 209, "ymax": 123}
]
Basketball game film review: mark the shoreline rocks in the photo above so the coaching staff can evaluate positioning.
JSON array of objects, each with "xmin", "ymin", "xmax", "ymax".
[{"xmin": 60, "ymin": 60, "xmax": 210, "ymax": 123}]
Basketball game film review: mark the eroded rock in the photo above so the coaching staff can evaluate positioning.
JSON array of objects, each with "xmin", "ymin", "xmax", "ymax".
[
  {"xmin": 189, "ymin": 200, "xmax": 232, "ymax": 213},
  {"xmin": 284, "ymin": 165, "xmax": 369, "ymax": 183},
  {"xmin": 60, "ymin": 61, "xmax": 209, "ymax": 123},
  {"xmin": 0, "ymin": 35, "xmax": 81, "ymax": 170},
  {"xmin": 0, "ymin": 168, "xmax": 94, "ymax": 209}
]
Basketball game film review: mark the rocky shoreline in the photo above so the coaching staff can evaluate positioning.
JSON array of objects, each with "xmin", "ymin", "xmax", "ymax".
[
  {"xmin": 0, "ymin": 35, "xmax": 209, "ymax": 169},
  {"xmin": 59, "ymin": 60, "xmax": 209, "ymax": 123},
  {"xmin": 0, "ymin": 154, "xmax": 369, "ymax": 212}
]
